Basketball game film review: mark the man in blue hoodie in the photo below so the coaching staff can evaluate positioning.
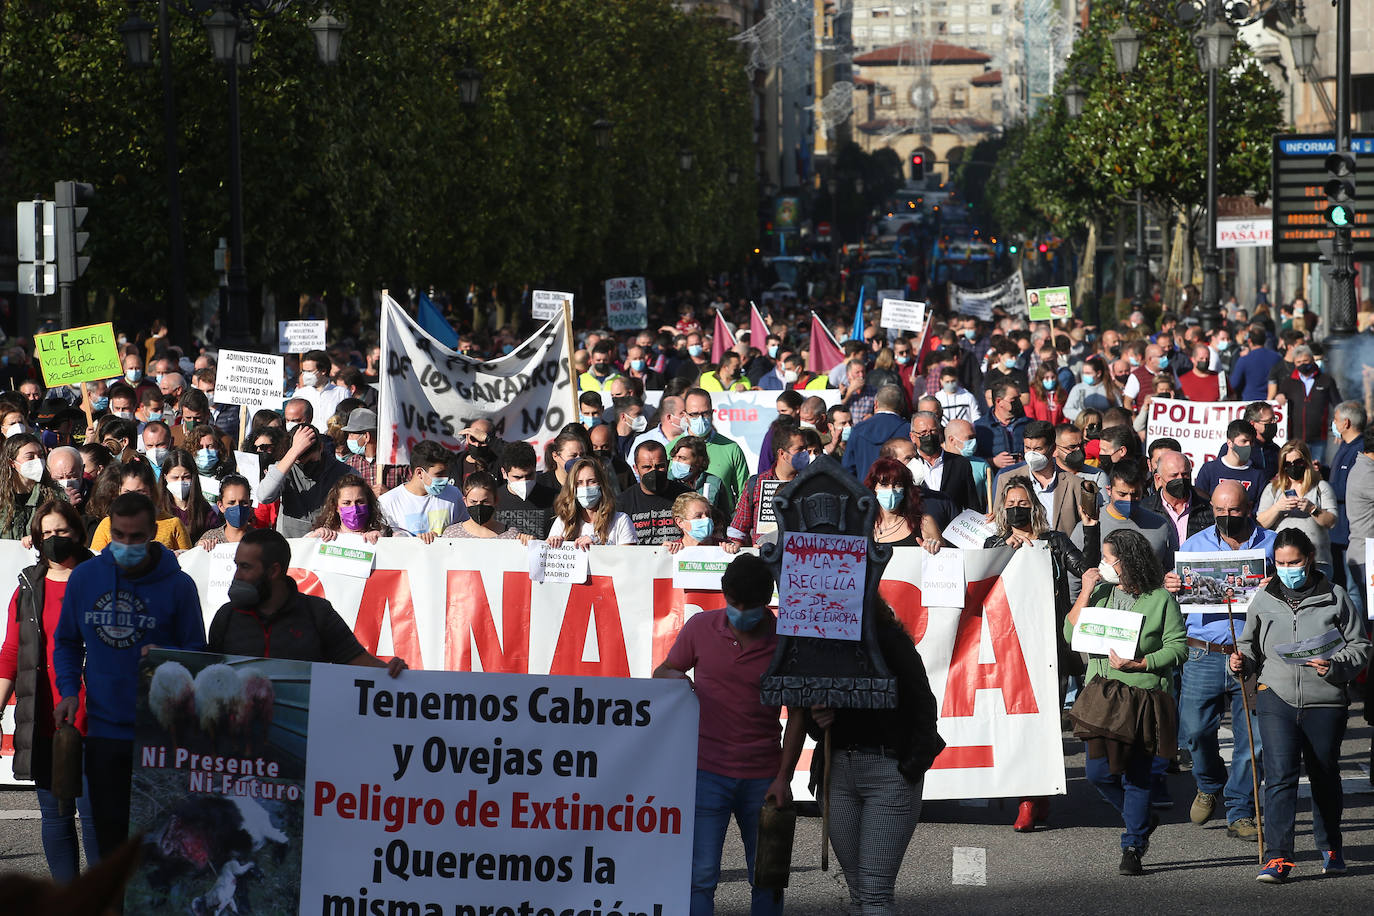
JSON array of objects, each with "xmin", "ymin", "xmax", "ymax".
[{"xmin": 54, "ymin": 492, "xmax": 206, "ymax": 858}]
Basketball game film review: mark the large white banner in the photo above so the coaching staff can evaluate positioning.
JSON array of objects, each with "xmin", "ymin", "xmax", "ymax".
[
  {"xmin": 377, "ymin": 295, "xmax": 576, "ymax": 467},
  {"xmin": 1, "ymin": 540, "xmax": 1064, "ymax": 799},
  {"xmin": 1145, "ymin": 399, "xmax": 1287, "ymax": 470},
  {"xmin": 949, "ymin": 271, "xmax": 1027, "ymax": 320},
  {"xmin": 302, "ymin": 668, "xmax": 696, "ymax": 913}
]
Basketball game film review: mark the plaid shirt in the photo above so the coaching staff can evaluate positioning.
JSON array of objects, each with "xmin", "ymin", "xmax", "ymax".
[
  {"xmin": 727, "ymin": 469, "xmax": 780, "ymax": 545},
  {"xmin": 343, "ymin": 452, "xmax": 408, "ymax": 493},
  {"xmin": 844, "ymin": 385, "xmax": 878, "ymax": 423}
]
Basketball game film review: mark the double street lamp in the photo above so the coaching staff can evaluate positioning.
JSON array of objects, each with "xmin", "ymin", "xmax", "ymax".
[
  {"xmin": 1065, "ymin": 1, "xmax": 1317, "ymax": 330},
  {"xmin": 118, "ymin": 2, "xmax": 349, "ymax": 349}
]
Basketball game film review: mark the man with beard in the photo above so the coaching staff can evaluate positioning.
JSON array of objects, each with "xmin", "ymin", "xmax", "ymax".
[
  {"xmin": 617, "ymin": 442, "xmax": 692, "ymax": 545},
  {"xmin": 209, "ymin": 528, "xmax": 405, "ymax": 672}
]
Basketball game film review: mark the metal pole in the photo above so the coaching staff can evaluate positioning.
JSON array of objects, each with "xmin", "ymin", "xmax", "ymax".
[
  {"xmin": 1326, "ymin": 0, "xmax": 1356, "ymax": 336},
  {"xmin": 1199, "ymin": 44, "xmax": 1222, "ymax": 331},
  {"xmin": 158, "ymin": 0, "xmax": 189, "ymax": 352},
  {"xmin": 1133, "ymin": 187, "xmax": 1148, "ymax": 310},
  {"xmin": 223, "ymin": 49, "xmax": 251, "ymax": 349}
]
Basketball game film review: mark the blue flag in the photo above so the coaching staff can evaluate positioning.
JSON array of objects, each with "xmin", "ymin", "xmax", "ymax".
[
  {"xmin": 850, "ymin": 287, "xmax": 866, "ymax": 343},
  {"xmin": 418, "ymin": 292, "xmax": 460, "ymax": 349}
]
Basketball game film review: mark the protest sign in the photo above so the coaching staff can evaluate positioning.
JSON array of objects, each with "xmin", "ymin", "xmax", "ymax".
[
  {"xmin": 1146, "ymin": 400, "xmax": 1287, "ymax": 470},
  {"xmin": 950, "ymin": 271, "xmax": 1026, "ymax": 319},
  {"xmin": 604, "ymin": 277, "xmax": 648, "ymax": 331},
  {"xmin": 301, "ymin": 669, "xmax": 696, "ymax": 914},
  {"xmin": 921, "ymin": 549, "xmax": 965, "ymax": 607},
  {"xmin": 1174, "ymin": 549, "xmax": 1268, "ymax": 614},
  {"xmin": 278, "ymin": 319, "xmax": 327, "ymax": 354},
  {"xmin": 0, "ymin": 539, "xmax": 1064, "ymax": 800},
  {"xmin": 673, "ymin": 546, "xmax": 733, "ymax": 590},
  {"xmin": 206, "ymin": 542, "xmax": 238, "ymax": 612},
  {"xmin": 1367, "ymin": 538, "xmax": 1373, "ymax": 619},
  {"xmin": 309, "ymin": 533, "xmax": 376, "ymax": 578},
  {"xmin": 378, "ymin": 294, "xmax": 575, "ymax": 467},
  {"xmin": 943, "ymin": 509, "xmax": 997, "ymax": 549},
  {"xmin": 755, "ymin": 478, "xmax": 784, "ymax": 536},
  {"xmin": 528, "ymin": 542, "xmax": 590, "ymax": 584},
  {"xmin": 880, "ymin": 298, "xmax": 927, "ymax": 334},
  {"xmin": 1071, "ymin": 607, "xmax": 1144, "ymax": 657},
  {"xmin": 33, "ymin": 321, "xmax": 120, "ymax": 387},
  {"xmin": 777, "ymin": 532, "xmax": 868, "ymax": 640},
  {"xmin": 216, "ymin": 350, "xmax": 285, "ymax": 413},
  {"xmin": 532, "ymin": 289, "xmax": 574, "ymax": 322},
  {"xmin": 125, "ymin": 650, "xmax": 311, "ymax": 914},
  {"xmin": 232, "ymin": 451, "xmax": 260, "ymax": 501},
  {"xmin": 1026, "ymin": 286, "xmax": 1071, "ymax": 321}
]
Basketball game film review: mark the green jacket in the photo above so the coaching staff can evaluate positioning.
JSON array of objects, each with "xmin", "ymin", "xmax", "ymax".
[
  {"xmin": 670, "ymin": 431, "xmax": 749, "ymax": 509},
  {"xmin": 1065, "ymin": 584, "xmax": 1187, "ymax": 693},
  {"xmin": 1, "ymin": 484, "xmax": 66, "ymax": 542}
]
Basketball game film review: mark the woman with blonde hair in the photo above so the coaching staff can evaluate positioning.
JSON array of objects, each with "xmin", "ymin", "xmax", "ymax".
[
  {"xmin": 547, "ymin": 458, "xmax": 637, "ymax": 548},
  {"xmin": 1257, "ymin": 440, "xmax": 1338, "ymax": 577},
  {"xmin": 663, "ymin": 492, "xmax": 738, "ymax": 553}
]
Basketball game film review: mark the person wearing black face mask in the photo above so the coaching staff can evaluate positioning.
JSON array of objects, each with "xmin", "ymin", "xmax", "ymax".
[
  {"xmin": 615, "ymin": 442, "xmax": 692, "ymax": 545},
  {"xmin": 209, "ymin": 527, "xmax": 407, "ymax": 675},
  {"xmin": 1275, "ymin": 344, "xmax": 1341, "ymax": 465},
  {"xmin": 985, "ymin": 477, "xmax": 1099, "ymax": 831},
  {"xmin": 1142, "ymin": 450, "xmax": 1214, "ymax": 542},
  {"xmin": 1193, "ymin": 419, "xmax": 1270, "ymax": 506},
  {"xmin": 1163, "ymin": 480, "xmax": 1276, "ymax": 841},
  {"xmin": 0, "ymin": 500, "xmax": 97, "ymax": 882},
  {"xmin": 441, "ymin": 473, "xmax": 529, "ymax": 542}
]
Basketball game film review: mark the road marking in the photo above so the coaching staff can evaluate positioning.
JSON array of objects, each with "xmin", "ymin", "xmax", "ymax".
[
  {"xmin": 952, "ymin": 846, "xmax": 987, "ymax": 886},
  {"xmin": 0, "ymin": 810, "xmax": 41, "ymax": 820}
]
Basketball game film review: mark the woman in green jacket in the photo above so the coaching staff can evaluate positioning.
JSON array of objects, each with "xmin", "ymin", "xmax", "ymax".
[{"xmin": 1066, "ymin": 528, "xmax": 1187, "ymax": 876}]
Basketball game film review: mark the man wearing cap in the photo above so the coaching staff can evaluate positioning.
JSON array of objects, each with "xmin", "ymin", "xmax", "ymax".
[{"xmin": 340, "ymin": 407, "xmax": 408, "ymax": 494}]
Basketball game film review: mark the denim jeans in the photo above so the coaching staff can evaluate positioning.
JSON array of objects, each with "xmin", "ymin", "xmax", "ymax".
[
  {"xmin": 690, "ymin": 769, "xmax": 783, "ymax": 916},
  {"xmin": 1256, "ymin": 689, "xmax": 1348, "ymax": 859},
  {"xmin": 1177, "ymin": 648, "xmax": 1262, "ymax": 824},
  {"xmin": 1084, "ymin": 748, "xmax": 1154, "ymax": 851},
  {"xmin": 35, "ymin": 777, "xmax": 99, "ymax": 883},
  {"xmin": 827, "ymin": 750, "xmax": 922, "ymax": 915},
  {"xmin": 84, "ymin": 737, "xmax": 134, "ymax": 860}
]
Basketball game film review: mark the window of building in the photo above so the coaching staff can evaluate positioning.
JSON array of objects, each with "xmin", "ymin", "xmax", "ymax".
[
  {"xmin": 992, "ymin": 98, "xmax": 1003, "ymax": 110},
  {"xmin": 872, "ymin": 7, "xmax": 890, "ymax": 17},
  {"xmin": 970, "ymin": 3, "xmax": 988, "ymax": 15},
  {"xmin": 951, "ymin": 87, "xmax": 968, "ymax": 109},
  {"xmin": 969, "ymin": 22, "xmax": 987, "ymax": 33},
  {"xmin": 949, "ymin": 22, "xmax": 965, "ymax": 33},
  {"xmin": 990, "ymin": 3, "xmax": 1001, "ymax": 13},
  {"xmin": 992, "ymin": 22, "xmax": 1004, "ymax": 34},
  {"xmin": 879, "ymin": 91, "xmax": 896, "ymax": 108}
]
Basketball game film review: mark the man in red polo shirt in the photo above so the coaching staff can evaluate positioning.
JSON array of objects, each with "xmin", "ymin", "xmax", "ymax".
[{"xmin": 654, "ymin": 553, "xmax": 792, "ymax": 916}]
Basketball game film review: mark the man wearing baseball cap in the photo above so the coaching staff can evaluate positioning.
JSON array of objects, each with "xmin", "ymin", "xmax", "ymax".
[{"xmin": 340, "ymin": 407, "xmax": 407, "ymax": 493}]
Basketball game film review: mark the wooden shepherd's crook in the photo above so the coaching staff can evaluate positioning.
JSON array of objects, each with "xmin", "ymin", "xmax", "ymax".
[
  {"xmin": 821, "ymin": 726, "xmax": 832, "ymax": 871},
  {"xmin": 1224, "ymin": 589, "xmax": 1264, "ymax": 864}
]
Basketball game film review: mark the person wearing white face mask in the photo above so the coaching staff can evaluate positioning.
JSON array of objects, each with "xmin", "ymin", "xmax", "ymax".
[
  {"xmin": 288, "ymin": 349, "xmax": 347, "ymax": 433},
  {"xmin": 1067, "ymin": 529, "xmax": 1187, "ymax": 876},
  {"xmin": 158, "ymin": 447, "xmax": 220, "ymax": 544},
  {"xmin": 139, "ymin": 421, "xmax": 173, "ymax": 477},
  {"xmin": 993, "ymin": 420, "xmax": 1096, "ymax": 537},
  {"xmin": 494, "ymin": 441, "xmax": 559, "ymax": 538},
  {"xmin": 546, "ymin": 458, "xmax": 637, "ymax": 548},
  {"xmin": 1, "ymin": 433, "xmax": 67, "ymax": 543},
  {"xmin": 45, "ymin": 445, "xmax": 86, "ymax": 511},
  {"xmin": 2, "ymin": 406, "xmax": 28, "ymax": 438}
]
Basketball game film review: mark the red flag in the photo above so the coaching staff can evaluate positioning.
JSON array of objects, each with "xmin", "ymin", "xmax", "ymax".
[
  {"xmin": 809, "ymin": 310, "xmax": 845, "ymax": 375},
  {"xmin": 750, "ymin": 301, "xmax": 769, "ymax": 354},
  {"xmin": 710, "ymin": 309, "xmax": 736, "ymax": 364}
]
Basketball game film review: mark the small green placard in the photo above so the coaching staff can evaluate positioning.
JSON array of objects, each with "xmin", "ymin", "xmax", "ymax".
[
  {"xmin": 320, "ymin": 544, "xmax": 374, "ymax": 562},
  {"xmin": 1026, "ymin": 286, "xmax": 1072, "ymax": 322},
  {"xmin": 34, "ymin": 321, "xmax": 121, "ymax": 387},
  {"xmin": 678, "ymin": 560, "xmax": 728, "ymax": 574}
]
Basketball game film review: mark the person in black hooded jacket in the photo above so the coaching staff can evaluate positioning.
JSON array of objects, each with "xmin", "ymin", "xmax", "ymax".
[{"xmin": 0, "ymin": 499, "xmax": 97, "ymax": 881}]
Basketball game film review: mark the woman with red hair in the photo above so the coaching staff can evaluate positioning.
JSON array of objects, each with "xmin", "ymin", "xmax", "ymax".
[{"xmin": 864, "ymin": 457, "xmax": 943, "ymax": 551}]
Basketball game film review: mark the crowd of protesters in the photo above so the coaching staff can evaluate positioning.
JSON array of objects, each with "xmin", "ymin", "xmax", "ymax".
[{"xmin": 1, "ymin": 286, "xmax": 1373, "ymax": 905}]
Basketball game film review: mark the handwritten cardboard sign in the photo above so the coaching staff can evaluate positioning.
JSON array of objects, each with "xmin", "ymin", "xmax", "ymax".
[
  {"xmin": 777, "ymin": 532, "xmax": 868, "ymax": 640},
  {"xmin": 33, "ymin": 322, "xmax": 120, "ymax": 387}
]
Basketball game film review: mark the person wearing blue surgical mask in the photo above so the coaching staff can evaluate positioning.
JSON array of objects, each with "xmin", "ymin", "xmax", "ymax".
[
  {"xmin": 377, "ymin": 439, "xmax": 469, "ymax": 543},
  {"xmin": 726, "ymin": 424, "xmax": 809, "ymax": 546},
  {"xmin": 865, "ymin": 456, "xmax": 943, "ymax": 550},
  {"xmin": 546, "ymin": 458, "xmax": 637, "ymax": 548},
  {"xmin": 1230, "ymin": 527, "xmax": 1370, "ymax": 884},
  {"xmin": 665, "ymin": 493, "xmax": 738, "ymax": 554}
]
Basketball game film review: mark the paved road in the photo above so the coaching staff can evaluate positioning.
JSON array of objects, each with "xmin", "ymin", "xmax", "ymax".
[{"xmin": 2, "ymin": 719, "xmax": 1372, "ymax": 911}]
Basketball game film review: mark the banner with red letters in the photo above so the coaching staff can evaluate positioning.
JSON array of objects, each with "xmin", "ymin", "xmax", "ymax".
[{"xmin": 1, "ymin": 540, "xmax": 1065, "ymax": 799}]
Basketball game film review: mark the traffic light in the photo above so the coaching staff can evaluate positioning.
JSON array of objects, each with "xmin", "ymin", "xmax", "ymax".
[
  {"xmin": 910, "ymin": 152, "xmax": 925, "ymax": 182},
  {"xmin": 1037, "ymin": 242, "xmax": 1049, "ymax": 254},
  {"xmin": 54, "ymin": 180, "xmax": 94, "ymax": 284},
  {"xmin": 1008, "ymin": 243, "xmax": 1019, "ymax": 254},
  {"xmin": 1322, "ymin": 151, "xmax": 1355, "ymax": 228}
]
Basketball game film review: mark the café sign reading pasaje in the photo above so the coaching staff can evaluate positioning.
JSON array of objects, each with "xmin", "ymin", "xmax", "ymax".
[{"xmin": 1270, "ymin": 133, "xmax": 1373, "ymax": 264}]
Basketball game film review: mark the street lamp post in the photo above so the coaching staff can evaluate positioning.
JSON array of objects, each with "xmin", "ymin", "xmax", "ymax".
[
  {"xmin": 1326, "ymin": 0, "xmax": 1356, "ymax": 337},
  {"xmin": 120, "ymin": 2, "xmax": 345, "ymax": 350}
]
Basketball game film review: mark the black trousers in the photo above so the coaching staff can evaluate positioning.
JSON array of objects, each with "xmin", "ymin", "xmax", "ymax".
[{"xmin": 84, "ymin": 737, "xmax": 133, "ymax": 860}]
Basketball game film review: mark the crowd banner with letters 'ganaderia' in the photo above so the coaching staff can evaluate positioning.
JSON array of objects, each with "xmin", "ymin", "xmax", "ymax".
[
  {"xmin": 377, "ymin": 294, "xmax": 575, "ymax": 467},
  {"xmin": 0, "ymin": 540, "xmax": 1064, "ymax": 800},
  {"xmin": 124, "ymin": 650, "xmax": 696, "ymax": 915}
]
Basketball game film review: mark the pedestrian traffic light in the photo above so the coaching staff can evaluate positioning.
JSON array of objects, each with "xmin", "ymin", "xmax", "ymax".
[
  {"xmin": 910, "ymin": 152, "xmax": 925, "ymax": 182},
  {"xmin": 1322, "ymin": 151, "xmax": 1355, "ymax": 229},
  {"xmin": 54, "ymin": 180, "xmax": 94, "ymax": 284},
  {"xmin": 1037, "ymin": 242, "xmax": 1049, "ymax": 254}
]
